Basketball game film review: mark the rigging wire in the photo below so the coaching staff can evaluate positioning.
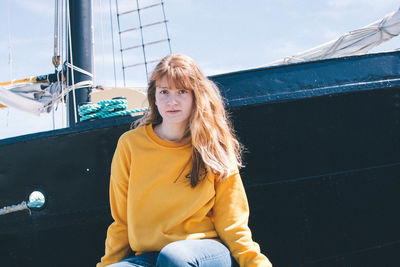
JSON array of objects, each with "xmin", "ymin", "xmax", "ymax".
[
  {"xmin": 52, "ymin": 0, "xmax": 66, "ymax": 129},
  {"xmin": 6, "ymin": 108, "xmax": 10, "ymax": 128},
  {"xmin": 46, "ymin": 0, "xmax": 94, "ymax": 125},
  {"xmin": 109, "ymin": 0, "xmax": 117, "ymax": 87},
  {"xmin": 51, "ymin": 89, "xmax": 55, "ymax": 129},
  {"xmin": 6, "ymin": 0, "xmax": 13, "ymax": 81},
  {"xmin": 135, "ymin": 0, "xmax": 149, "ymax": 83},
  {"xmin": 91, "ymin": 0, "xmax": 96, "ymax": 88},
  {"xmin": 160, "ymin": 0, "xmax": 172, "ymax": 54},
  {"xmin": 56, "ymin": 69, "xmax": 64, "ymax": 128},
  {"xmin": 113, "ymin": 0, "xmax": 172, "ymax": 87},
  {"xmin": 115, "ymin": 0, "xmax": 126, "ymax": 87},
  {"xmin": 66, "ymin": 0, "xmax": 78, "ymax": 125},
  {"xmin": 99, "ymin": 0, "xmax": 106, "ymax": 86},
  {"xmin": 3, "ymin": 0, "xmax": 13, "ymax": 128},
  {"xmin": 61, "ymin": 0, "xmax": 65, "ymax": 128},
  {"xmin": 52, "ymin": 0, "xmax": 59, "ymax": 129},
  {"xmin": 53, "ymin": 0, "xmax": 61, "ymax": 68}
]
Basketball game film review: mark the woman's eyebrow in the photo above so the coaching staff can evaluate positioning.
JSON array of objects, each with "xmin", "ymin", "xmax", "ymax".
[{"xmin": 158, "ymin": 87, "xmax": 184, "ymax": 90}]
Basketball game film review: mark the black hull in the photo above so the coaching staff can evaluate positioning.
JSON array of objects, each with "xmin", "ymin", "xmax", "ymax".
[{"xmin": 1, "ymin": 52, "xmax": 399, "ymax": 266}]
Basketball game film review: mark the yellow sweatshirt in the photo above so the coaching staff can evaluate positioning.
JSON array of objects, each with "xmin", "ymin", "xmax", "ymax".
[{"xmin": 97, "ymin": 124, "xmax": 272, "ymax": 267}]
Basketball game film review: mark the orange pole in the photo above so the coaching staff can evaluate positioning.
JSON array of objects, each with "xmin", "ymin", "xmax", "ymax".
[{"xmin": 0, "ymin": 77, "xmax": 40, "ymax": 87}]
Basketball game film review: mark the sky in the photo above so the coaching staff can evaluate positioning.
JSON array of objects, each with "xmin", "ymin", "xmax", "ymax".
[{"xmin": 0, "ymin": 0, "xmax": 399, "ymax": 139}]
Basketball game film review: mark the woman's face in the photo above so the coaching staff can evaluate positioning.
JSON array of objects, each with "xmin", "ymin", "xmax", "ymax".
[{"xmin": 155, "ymin": 76, "xmax": 194, "ymax": 128}]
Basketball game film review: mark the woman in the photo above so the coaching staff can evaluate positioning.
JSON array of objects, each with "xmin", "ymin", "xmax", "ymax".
[{"xmin": 97, "ymin": 54, "xmax": 272, "ymax": 267}]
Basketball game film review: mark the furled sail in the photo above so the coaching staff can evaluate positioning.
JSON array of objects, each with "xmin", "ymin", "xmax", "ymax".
[
  {"xmin": 265, "ymin": 7, "xmax": 400, "ymax": 66},
  {"xmin": 0, "ymin": 83, "xmax": 62, "ymax": 115}
]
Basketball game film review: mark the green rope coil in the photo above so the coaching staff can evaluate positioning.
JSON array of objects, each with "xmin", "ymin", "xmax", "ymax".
[
  {"xmin": 79, "ymin": 103, "xmax": 102, "ymax": 115},
  {"xmin": 78, "ymin": 98, "xmax": 148, "ymax": 122}
]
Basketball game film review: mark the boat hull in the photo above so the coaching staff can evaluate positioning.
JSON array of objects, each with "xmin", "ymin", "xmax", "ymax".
[{"xmin": 1, "ymin": 52, "xmax": 399, "ymax": 266}]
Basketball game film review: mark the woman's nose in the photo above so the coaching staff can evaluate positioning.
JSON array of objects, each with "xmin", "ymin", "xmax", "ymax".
[{"xmin": 167, "ymin": 93, "xmax": 178, "ymax": 105}]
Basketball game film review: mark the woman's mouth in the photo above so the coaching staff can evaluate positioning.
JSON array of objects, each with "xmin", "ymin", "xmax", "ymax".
[{"xmin": 167, "ymin": 110, "xmax": 180, "ymax": 114}]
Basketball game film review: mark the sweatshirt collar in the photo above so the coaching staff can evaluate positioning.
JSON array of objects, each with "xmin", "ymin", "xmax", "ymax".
[{"xmin": 146, "ymin": 124, "xmax": 191, "ymax": 148}]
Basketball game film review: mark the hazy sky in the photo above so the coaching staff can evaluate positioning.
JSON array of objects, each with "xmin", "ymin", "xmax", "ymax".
[{"xmin": 0, "ymin": 0, "xmax": 399, "ymax": 139}]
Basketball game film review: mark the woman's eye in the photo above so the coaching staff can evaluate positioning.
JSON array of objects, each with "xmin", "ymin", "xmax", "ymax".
[
  {"xmin": 160, "ymin": 90, "xmax": 168, "ymax": 94},
  {"xmin": 179, "ymin": 89, "xmax": 188, "ymax": 94}
]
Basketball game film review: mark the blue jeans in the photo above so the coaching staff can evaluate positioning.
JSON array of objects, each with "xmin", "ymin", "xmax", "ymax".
[{"xmin": 108, "ymin": 239, "xmax": 239, "ymax": 267}]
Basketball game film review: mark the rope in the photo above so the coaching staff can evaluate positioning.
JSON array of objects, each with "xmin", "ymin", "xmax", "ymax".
[
  {"xmin": 0, "ymin": 201, "xmax": 29, "ymax": 216},
  {"xmin": 65, "ymin": 62, "xmax": 94, "ymax": 78},
  {"xmin": 78, "ymin": 98, "xmax": 148, "ymax": 122},
  {"xmin": 57, "ymin": 70, "xmax": 65, "ymax": 128},
  {"xmin": 0, "ymin": 200, "xmax": 45, "ymax": 216},
  {"xmin": 39, "ymin": 80, "xmax": 93, "ymax": 113}
]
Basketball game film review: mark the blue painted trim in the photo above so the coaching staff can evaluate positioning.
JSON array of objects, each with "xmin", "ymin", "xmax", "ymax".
[
  {"xmin": 228, "ymin": 78, "xmax": 400, "ymax": 107},
  {"xmin": 211, "ymin": 51, "xmax": 400, "ymax": 107},
  {"xmin": 210, "ymin": 51, "xmax": 400, "ymax": 79},
  {"xmin": 0, "ymin": 115, "xmax": 137, "ymax": 146}
]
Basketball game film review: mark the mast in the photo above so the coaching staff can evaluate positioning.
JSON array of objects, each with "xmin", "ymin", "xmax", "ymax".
[{"xmin": 66, "ymin": 0, "xmax": 93, "ymax": 127}]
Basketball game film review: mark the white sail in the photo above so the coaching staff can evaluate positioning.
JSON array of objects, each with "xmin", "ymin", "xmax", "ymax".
[
  {"xmin": 0, "ymin": 83, "xmax": 61, "ymax": 115},
  {"xmin": 265, "ymin": 7, "xmax": 400, "ymax": 67}
]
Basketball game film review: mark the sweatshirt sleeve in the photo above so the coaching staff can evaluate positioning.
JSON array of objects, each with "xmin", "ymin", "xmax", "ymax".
[
  {"xmin": 97, "ymin": 135, "xmax": 132, "ymax": 267},
  {"xmin": 213, "ymin": 170, "xmax": 272, "ymax": 267}
]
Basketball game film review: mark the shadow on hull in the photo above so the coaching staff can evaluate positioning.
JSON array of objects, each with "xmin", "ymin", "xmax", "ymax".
[{"xmin": 1, "ymin": 52, "xmax": 399, "ymax": 266}]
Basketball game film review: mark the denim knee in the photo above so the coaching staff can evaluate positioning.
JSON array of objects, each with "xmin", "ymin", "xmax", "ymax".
[
  {"xmin": 156, "ymin": 239, "xmax": 235, "ymax": 267},
  {"xmin": 157, "ymin": 241, "xmax": 196, "ymax": 267}
]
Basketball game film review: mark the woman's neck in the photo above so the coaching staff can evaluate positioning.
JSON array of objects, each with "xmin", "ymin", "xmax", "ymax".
[{"xmin": 154, "ymin": 122, "xmax": 187, "ymax": 142}]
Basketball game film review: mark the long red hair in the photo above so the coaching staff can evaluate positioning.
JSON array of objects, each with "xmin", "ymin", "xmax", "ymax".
[{"xmin": 136, "ymin": 53, "xmax": 242, "ymax": 187}]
